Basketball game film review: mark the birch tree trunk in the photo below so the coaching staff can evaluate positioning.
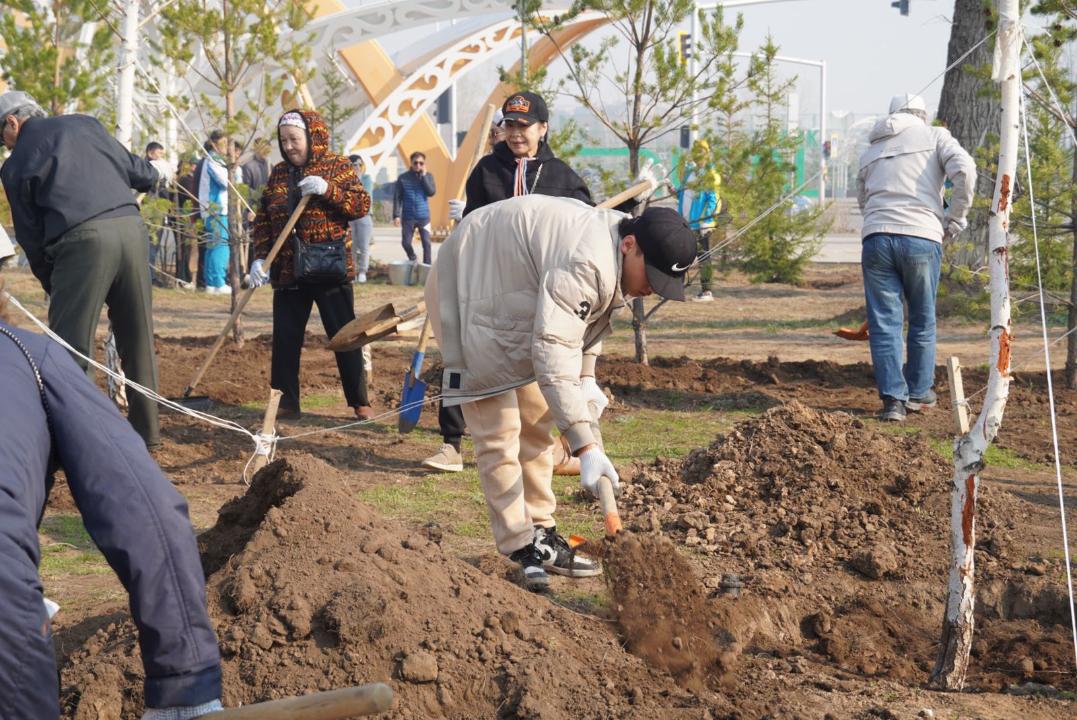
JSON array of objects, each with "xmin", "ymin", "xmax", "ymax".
[{"xmin": 930, "ymin": 0, "xmax": 1019, "ymax": 690}]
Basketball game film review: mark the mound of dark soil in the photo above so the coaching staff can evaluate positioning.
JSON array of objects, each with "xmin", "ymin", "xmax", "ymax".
[
  {"xmin": 60, "ymin": 456, "xmax": 710, "ymax": 719},
  {"xmin": 621, "ymin": 401, "xmax": 1030, "ymax": 583}
]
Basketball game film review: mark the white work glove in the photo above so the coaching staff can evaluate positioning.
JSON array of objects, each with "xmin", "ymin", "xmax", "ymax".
[
  {"xmin": 141, "ymin": 699, "xmax": 224, "ymax": 720},
  {"xmin": 247, "ymin": 258, "xmax": 268, "ymax": 288},
  {"xmin": 579, "ymin": 446, "xmax": 619, "ymax": 498},
  {"xmin": 632, "ymin": 159, "xmax": 661, "ymax": 201},
  {"xmin": 297, "ymin": 175, "xmax": 329, "ymax": 196},
  {"xmin": 448, "ymin": 198, "xmax": 465, "ymax": 221},
  {"xmin": 943, "ymin": 218, "xmax": 965, "ymax": 241},
  {"xmin": 580, "ymin": 376, "xmax": 609, "ymax": 419}
]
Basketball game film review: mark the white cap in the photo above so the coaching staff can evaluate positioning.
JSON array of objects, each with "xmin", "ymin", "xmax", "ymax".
[
  {"xmin": 889, "ymin": 93, "xmax": 927, "ymax": 115},
  {"xmin": 492, "ymin": 109, "xmax": 504, "ymax": 126},
  {"xmin": 0, "ymin": 90, "xmax": 39, "ymax": 119}
]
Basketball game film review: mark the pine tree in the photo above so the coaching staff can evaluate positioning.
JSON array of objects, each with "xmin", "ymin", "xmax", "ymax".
[
  {"xmin": 154, "ymin": 0, "xmax": 312, "ymax": 343},
  {"xmin": 320, "ymin": 65, "xmax": 358, "ymax": 155},
  {"xmin": 1023, "ymin": 1, "xmax": 1077, "ymax": 387},
  {"xmin": 0, "ymin": 0, "xmax": 114, "ymax": 116},
  {"xmin": 732, "ymin": 36, "xmax": 825, "ymax": 284}
]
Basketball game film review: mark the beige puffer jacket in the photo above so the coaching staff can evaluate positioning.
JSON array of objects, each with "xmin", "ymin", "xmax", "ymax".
[{"xmin": 426, "ymin": 195, "xmax": 626, "ymax": 452}]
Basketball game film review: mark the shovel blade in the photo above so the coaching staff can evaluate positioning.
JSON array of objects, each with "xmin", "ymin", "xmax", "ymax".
[{"xmin": 397, "ymin": 371, "xmax": 428, "ymax": 434}]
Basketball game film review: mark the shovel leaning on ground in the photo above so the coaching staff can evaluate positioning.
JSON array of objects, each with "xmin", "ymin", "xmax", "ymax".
[
  {"xmin": 201, "ymin": 683, "xmax": 392, "ymax": 719},
  {"xmin": 327, "ymin": 301, "xmax": 426, "ymax": 352},
  {"xmin": 833, "ymin": 320, "xmax": 870, "ymax": 342},
  {"xmin": 179, "ymin": 195, "xmax": 312, "ymax": 408},
  {"xmin": 397, "ymin": 316, "xmax": 432, "ymax": 433}
]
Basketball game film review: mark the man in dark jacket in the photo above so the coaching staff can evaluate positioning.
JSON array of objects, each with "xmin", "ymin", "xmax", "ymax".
[
  {"xmin": 0, "ymin": 307, "xmax": 222, "ymax": 719},
  {"xmin": 0, "ymin": 90, "xmax": 162, "ymax": 446},
  {"xmin": 392, "ymin": 151, "xmax": 436, "ymax": 264}
]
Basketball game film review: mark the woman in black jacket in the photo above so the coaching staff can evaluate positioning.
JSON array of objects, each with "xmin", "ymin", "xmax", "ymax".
[{"xmin": 422, "ymin": 91, "xmax": 603, "ymax": 475}]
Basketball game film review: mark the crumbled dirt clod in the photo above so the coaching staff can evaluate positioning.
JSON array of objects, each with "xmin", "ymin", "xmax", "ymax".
[{"xmin": 400, "ymin": 651, "xmax": 438, "ymax": 683}]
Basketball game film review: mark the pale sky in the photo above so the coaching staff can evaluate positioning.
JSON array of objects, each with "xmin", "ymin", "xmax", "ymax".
[{"xmin": 727, "ymin": 0, "xmax": 954, "ymax": 115}]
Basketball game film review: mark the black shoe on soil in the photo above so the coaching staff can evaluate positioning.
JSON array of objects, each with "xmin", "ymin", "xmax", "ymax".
[
  {"xmin": 509, "ymin": 543, "xmax": 550, "ymax": 592},
  {"xmin": 534, "ymin": 526, "xmax": 602, "ymax": 578},
  {"xmin": 906, "ymin": 389, "xmax": 938, "ymax": 412},
  {"xmin": 877, "ymin": 398, "xmax": 907, "ymax": 422}
]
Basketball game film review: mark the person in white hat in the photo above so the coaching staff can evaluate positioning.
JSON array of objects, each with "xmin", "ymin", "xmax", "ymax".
[{"xmin": 857, "ymin": 93, "xmax": 977, "ymax": 422}]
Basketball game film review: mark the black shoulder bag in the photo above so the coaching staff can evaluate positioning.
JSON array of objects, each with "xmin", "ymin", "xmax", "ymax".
[{"xmin": 288, "ymin": 171, "xmax": 348, "ymax": 284}]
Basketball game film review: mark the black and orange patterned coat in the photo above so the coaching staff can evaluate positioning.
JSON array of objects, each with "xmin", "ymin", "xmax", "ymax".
[{"xmin": 253, "ymin": 109, "xmax": 371, "ymax": 287}]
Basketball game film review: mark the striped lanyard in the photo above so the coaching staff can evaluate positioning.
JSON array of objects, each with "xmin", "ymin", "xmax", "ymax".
[{"xmin": 513, "ymin": 157, "xmax": 543, "ymax": 197}]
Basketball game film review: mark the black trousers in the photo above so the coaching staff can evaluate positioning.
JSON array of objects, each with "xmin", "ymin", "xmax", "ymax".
[
  {"xmin": 439, "ymin": 401, "xmax": 467, "ymax": 447},
  {"xmin": 271, "ymin": 283, "xmax": 368, "ymax": 412}
]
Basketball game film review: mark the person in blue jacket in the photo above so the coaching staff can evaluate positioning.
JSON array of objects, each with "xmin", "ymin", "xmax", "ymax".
[
  {"xmin": 671, "ymin": 139, "xmax": 723, "ymax": 302},
  {"xmin": 392, "ymin": 151, "xmax": 436, "ymax": 264},
  {"xmin": 0, "ymin": 299, "xmax": 222, "ymax": 719}
]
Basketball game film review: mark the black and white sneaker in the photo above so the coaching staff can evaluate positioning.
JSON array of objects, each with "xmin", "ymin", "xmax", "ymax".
[
  {"xmin": 509, "ymin": 543, "xmax": 550, "ymax": 592},
  {"xmin": 534, "ymin": 526, "xmax": 602, "ymax": 578}
]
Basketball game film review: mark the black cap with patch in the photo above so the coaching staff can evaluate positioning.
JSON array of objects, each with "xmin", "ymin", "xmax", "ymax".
[
  {"xmin": 501, "ymin": 91, "xmax": 548, "ymax": 126},
  {"xmin": 629, "ymin": 207, "xmax": 698, "ymax": 302}
]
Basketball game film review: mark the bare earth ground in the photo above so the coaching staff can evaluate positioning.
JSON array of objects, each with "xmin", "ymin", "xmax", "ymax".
[{"xmin": 4, "ymin": 264, "xmax": 1077, "ymax": 719}]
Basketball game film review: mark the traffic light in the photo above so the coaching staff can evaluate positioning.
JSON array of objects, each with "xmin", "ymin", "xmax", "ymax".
[
  {"xmin": 891, "ymin": 0, "xmax": 910, "ymax": 15},
  {"xmin": 678, "ymin": 31, "xmax": 692, "ymax": 64},
  {"xmin": 680, "ymin": 125, "xmax": 691, "ymax": 149},
  {"xmin": 823, "ymin": 140, "xmax": 832, "ymax": 160}
]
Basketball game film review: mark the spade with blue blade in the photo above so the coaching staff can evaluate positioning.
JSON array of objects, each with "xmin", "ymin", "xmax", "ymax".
[{"xmin": 397, "ymin": 316, "xmax": 433, "ymax": 433}]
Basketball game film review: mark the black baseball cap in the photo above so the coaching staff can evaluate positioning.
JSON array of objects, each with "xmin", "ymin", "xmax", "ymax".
[
  {"xmin": 501, "ymin": 91, "xmax": 548, "ymax": 126},
  {"xmin": 627, "ymin": 207, "xmax": 698, "ymax": 301}
]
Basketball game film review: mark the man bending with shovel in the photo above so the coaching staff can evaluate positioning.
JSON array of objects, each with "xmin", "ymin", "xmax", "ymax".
[{"xmin": 427, "ymin": 195, "xmax": 697, "ymax": 591}]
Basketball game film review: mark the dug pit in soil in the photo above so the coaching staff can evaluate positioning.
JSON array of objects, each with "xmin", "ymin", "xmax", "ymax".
[{"xmin": 602, "ymin": 532, "xmax": 738, "ymax": 691}]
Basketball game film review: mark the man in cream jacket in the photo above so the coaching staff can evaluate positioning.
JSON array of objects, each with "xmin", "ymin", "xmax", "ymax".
[
  {"xmin": 427, "ymin": 195, "xmax": 697, "ymax": 591},
  {"xmin": 857, "ymin": 93, "xmax": 976, "ymax": 422}
]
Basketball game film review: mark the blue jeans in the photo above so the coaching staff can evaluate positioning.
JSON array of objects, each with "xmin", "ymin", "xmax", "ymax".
[
  {"xmin": 401, "ymin": 217, "xmax": 431, "ymax": 264},
  {"xmin": 862, "ymin": 233, "xmax": 942, "ymax": 401}
]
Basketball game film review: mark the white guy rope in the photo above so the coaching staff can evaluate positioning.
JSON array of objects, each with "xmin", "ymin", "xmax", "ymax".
[
  {"xmin": 1018, "ymin": 83, "xmax": 1077, "ymax": 670},
  {"xmin": 3, "ymin": 291, "xmax": 255, "ymax": 439},
  {"xmin": 276, "ymin": 392, "xmax": 446, "ymax": 442},
  {"xmin": 1022, "ymin": 35, "xmax": 1077, "ymax": 144}
]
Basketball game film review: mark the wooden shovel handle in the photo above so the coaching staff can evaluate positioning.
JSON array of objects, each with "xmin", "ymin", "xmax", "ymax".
[
  {"xmin": 184, "ymin": 196, "xmax": 311, "ymax": 396},
  {"xmin": 201, "ymin": 683, "xmax": 392, "ymax": 720},
  {"xmin": 598, "ymin": 180, "xmax": 652, "ymax": 210},
  {"xmin": 597, "ymin": 476, "xmax": 622, "ymax": 536}
]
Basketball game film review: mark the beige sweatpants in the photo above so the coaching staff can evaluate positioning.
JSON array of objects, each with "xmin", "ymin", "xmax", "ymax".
[{"xmin": 460, "ymin": 382, "xmax": 558, "ymax": 555}]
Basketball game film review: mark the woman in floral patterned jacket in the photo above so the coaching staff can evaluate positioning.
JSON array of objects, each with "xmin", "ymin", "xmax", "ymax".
[{"xmin": 249, "ymin": 109, "xmax": 373, "ymax": 419}]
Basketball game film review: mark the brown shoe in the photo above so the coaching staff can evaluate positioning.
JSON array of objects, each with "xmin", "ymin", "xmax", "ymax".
[{"xmin": 354, "ymin": 405, "xmax": 375, "ymax": 420}]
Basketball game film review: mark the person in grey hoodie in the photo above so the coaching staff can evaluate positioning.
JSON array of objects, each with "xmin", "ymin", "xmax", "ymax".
[{"xmin": 857, "ymin": 93, "xmax": 976, "ymax": 422}]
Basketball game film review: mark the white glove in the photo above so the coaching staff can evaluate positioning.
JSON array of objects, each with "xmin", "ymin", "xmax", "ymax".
[
  {"xmin": 247, "ymin": 258, "xmax": 268, "ymax": 288},
  {"xmin": 297, "ymin": 175, "xmax": 329, "ymax": 196},
  {"xmin": 448, "ymin": 198, "xmax": 465, "ymax": 221},
  {"xmin": 142, "ymin": 699, "xmax": 224, "ymax": 720},
  {"xmin": 632, "ymin": 159, "xmax": 661, "ymax": 201},
  {"xmin": 579, "ymin": 446, "xmax": 619, "ymax": 498},
  {"xmin": 581, "ymin": 376, "xmax": 608, "ymax": 419},
  {"xmin": 943, "ymin": 218, "xmax": 965, "ymax": 241}
]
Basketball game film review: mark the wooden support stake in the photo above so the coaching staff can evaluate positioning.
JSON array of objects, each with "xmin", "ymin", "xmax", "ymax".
[
  {"xmin": 946, "ymin": 356, "xmax": 970, "ymax": 435},
  {"xmin": 250, "ymin": 388, "xmax": 283, "ymax": 476}
]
